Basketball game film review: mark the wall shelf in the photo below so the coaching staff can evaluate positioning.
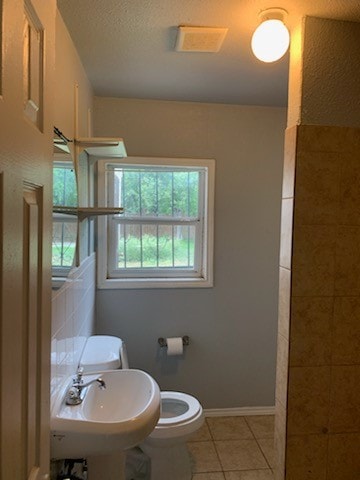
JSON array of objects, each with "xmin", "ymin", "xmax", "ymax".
[
  {"xmin": 75, "ymin": 137, "xmax": 127, "ymax": 157},
  {"xmin": 53, "ymin": 206, "xmax": 124, "ymax": 221}
]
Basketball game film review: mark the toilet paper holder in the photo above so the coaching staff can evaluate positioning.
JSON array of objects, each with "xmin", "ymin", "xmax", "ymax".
[{"xmin": 158, "ymin": 336, "xmax": 190, "ymax": 348}]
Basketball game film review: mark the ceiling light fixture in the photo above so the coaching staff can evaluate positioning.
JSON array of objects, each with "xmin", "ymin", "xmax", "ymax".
[{"xmin": 251, "ymin": 8, "xmax": 290, "ymax": 63}]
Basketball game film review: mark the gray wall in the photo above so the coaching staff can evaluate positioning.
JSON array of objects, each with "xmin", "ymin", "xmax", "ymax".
[{"xmin": 93, "ymin": 97, "xmax": 286, "ymax": 409}]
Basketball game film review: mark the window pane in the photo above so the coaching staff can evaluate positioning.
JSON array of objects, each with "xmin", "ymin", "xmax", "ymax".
[
  {"xmin": 172, "ymin": 171, "xmax": 200, "ymax": 217},
  {"xmin": 117, "ymin": 224, "xmax": 125, "ymax": 269},
  {"xmin": 124, "ymin": 224, "xmax": 141, "ymax": 268},
  {"xmin": 116, "ymin": 223, "xmax": 195, "ymax": 270},
  {"xmin": 188, "ymin": 171, "xmax": 199, "ymax": 217},
  {"xmin": 53, "ymin": 166, "xmax": 77, "ymax": 206},
  {"xmin": 174, "ymin": 225, "xmax": 195, "ymax": 267},
  {"xmin": 157, "ymin": 171, "xmax": 173, "ymax": 216},
  {"xmin": 52, "ymin": 221, "xmax": 77, "ymax": 267},
  {"xmin": 158, "ymin": 225, "xmax": 173, "ymax": 266},
  {"xmin": 141, "ymin": 224, "xmax": 158, "ymax": 267},
  {"xmin": 111, "ymin": 167, "xmax": 201, "ymax": 219},
  {"xmin": 122, "ymin": 171, "xmax": 140, "ymax": 215},
  {"xmin": 140, "ymin": 171, "xmax": 157, "ymax": 216}
]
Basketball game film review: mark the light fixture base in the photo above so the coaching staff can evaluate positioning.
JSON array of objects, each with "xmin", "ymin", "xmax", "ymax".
[{"xmin": 258, "ymin": 8, "xmax": 288, "ymax": 23}]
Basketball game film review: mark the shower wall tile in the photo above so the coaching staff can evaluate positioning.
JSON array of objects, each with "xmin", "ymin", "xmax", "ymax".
[
  {"xmin": 276, "ymin": 125, "xmax": 360, "ymax": 480},
  {"xmin": 286, "ymin": 434, "xmax": 328, "ymax": 480},
  {"xmin": 50, "ymin": 253, "xmax": 96, "ymax": 396},
  {"xmin": 278, "ymin": 268, "xmax": 291, "ymax": 341},
  {"xmin": 297, "ymin": 125, "xmax": 360, "ymax": 154},
  {"xmin": 332, "ymin": 297, "xmax": 360, "ymax": 365},
  {"xmin": 329, "ymin": 365, "xmax": 360, "ymax": 433},
  {"xmin": 287, "ymin": 366, "xmax": 330, "ymax": 435},
  {"xmin": 291, "ymin": 225, "xmax": 336, "ymax": 296},
  {"xmin": 279, "ymin": 199, "xmax": 294, "ymax": 270},
  {"xmin": 293, "ymin": 151, "xmax": 340, "ymax": 226},
  {"xmin": 339, "ymin": 152, "xmax": 360, "ymax": 225},
  {"xmin": 275, "ymin": 334, "xmax": 289, "ymax": 409},
  {"xmin": 334, "ymin": 226, "xmax": 360, "ymax": 295},
  {"xmin": 273, "ymin": 400, "xmax": 286, "ymax": 480},
  {"xmin": 289, "ymin": 296, "xmax": 333, "ymax": 367},
  {"xmin": 282, "ymin": 126, "xmax": 297, "ymax": 199},
  {"xmin": 327, "ymin": 433, "xmax": 360, "ymax": 480}
]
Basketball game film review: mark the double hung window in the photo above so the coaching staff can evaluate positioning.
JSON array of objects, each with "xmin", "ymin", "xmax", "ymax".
[{"xmin": 97, "ymin": 157, "xmax": 214, "ymax": 288}]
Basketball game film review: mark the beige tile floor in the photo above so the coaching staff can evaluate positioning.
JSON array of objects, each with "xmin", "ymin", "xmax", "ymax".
[{"xmin": 187, "ymin": 415, "xmax": 275, "ymax": 480}]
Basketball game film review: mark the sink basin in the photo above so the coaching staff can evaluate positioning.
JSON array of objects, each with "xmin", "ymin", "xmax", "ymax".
[{"xmin": 51, "ymin": 369, "xmax": 161, "ymax": 458}]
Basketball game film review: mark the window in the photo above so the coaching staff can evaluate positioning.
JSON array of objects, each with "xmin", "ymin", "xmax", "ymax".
[
  {"xmin": 52, "ymin": 159, "xmax": 77, "ymax": 277},
  {"xmin": 97, "ymin": 157, "xmax": 214, "ymax": 289}
]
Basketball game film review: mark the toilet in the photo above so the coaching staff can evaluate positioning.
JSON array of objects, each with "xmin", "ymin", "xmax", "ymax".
[{"xmin": 80, "ymin": 335, "xmax": 204, "ymax": 480}]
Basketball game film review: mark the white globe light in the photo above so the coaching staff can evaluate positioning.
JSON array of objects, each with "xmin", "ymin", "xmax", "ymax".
[{"xmin": 251, "ymin": 19, "xmax": 290, "ymax": 63}]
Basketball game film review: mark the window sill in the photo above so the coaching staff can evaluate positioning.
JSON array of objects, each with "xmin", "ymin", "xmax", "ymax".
[{"xmin": 97, "ymin": 276, "xmax": 213, "ymax": 289}]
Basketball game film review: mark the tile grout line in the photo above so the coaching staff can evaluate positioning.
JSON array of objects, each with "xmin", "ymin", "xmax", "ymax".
[
  {"xmin": 244, "ymin": 416, "xmax": 274, "ymax": 471},
  {"xmin": 205, "ymin": 416, "xmax": 230, "ymax": 475},
  {"xmin": 189, "ymin": 418, "xmax": 224, "ymax": 475},
  {"xmin": 254, "ymin": 437, "xmax": 273, "ymax": 471},
  {"xmin": 190, "ymin": 415, "xmax": 275, "ymax": 478},
  {"xmin": 210, "ymin": 416, "xmax": 257, "ymax": 473}
]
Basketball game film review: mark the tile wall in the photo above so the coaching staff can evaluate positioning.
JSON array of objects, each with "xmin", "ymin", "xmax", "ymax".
[
  {"xmin": 275, "ymin": 125, "xmax": 360, "ymax": 479},
  {"xmin": 50, "ymin": 253, "xmax": 96, "ymax": 397}
]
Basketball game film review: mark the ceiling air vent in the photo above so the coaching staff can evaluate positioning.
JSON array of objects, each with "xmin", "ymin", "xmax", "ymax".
[{"xmin": 175, "ymin": 26, "xmax": 228, "ymax": 53}]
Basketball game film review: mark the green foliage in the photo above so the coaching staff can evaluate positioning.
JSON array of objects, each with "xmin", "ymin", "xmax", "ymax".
[
  {"xmin": 53, "ymin": 166, "xmax": 77, "ymax": 206},
  {"xmin": 52, "ymin": 243, "xmax": 76, "ymax": 267},
  {"xmin": 119, "ymin": 169, "xmax": 199, "ymax": 218},
  {"xmin": 118, "ymin": 234, "xmax": 195, "ymax": 268}
]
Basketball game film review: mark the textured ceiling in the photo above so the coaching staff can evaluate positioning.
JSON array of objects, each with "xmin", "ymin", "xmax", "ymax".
[{"xmin": 57, "ymin": 0, "xmax": 360, "ymax": 107}]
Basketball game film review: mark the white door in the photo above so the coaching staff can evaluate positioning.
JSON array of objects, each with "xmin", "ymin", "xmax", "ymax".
[{"xmin": 0, "ymin": 1, "xmax": 55, "ymax": 479}]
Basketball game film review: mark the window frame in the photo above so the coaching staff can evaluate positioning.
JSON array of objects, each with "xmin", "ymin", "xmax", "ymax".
[{"xmin": 96, "ymin": 156, "xmax": 215, "ymax": 289}]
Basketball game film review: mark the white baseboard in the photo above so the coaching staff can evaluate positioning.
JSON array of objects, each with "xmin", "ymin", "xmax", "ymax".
[{"xmin": 204, "ymin": 406, "xmax": 275, "ymax": 417}]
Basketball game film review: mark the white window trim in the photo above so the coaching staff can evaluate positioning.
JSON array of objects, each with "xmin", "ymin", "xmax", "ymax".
[{"xmin": 96, "ymin": 156, "xmax": 215, "ymax": 289}]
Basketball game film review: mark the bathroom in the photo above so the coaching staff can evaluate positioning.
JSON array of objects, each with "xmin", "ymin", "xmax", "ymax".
[
  {"xmin": 52, "ymin": 3, "xmax": 360, "ymax": 480},
  {"xmin": 51, "ymin": 8, "xmax": 285, "ymax": 477},
  {"xmin": 1, "ymin": 1, "xmax": 360, "ymax": 479}
]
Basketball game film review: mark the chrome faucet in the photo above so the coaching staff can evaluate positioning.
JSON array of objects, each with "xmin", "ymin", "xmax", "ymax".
[{"xmin": 65, "ymin": 368, "xmax": 106, "ymax": 405}]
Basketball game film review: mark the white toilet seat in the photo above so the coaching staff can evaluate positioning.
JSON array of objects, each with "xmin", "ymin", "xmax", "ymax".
[
  {"xmin": 146, "ymin": 391, "xmax": 204, "ymax": 442},
  {"xmin": 157, "ymin": 391, "xmax": 201, "ymax": 426}
]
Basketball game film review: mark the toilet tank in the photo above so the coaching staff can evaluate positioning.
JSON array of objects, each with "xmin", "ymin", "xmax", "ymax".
[{"xmin": 79, "ymin": 335, "xmax": 129, "ymax": 372}]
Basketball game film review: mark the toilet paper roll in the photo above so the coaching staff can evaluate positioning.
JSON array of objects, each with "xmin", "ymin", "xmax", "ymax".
[{"xmin": 166, "ymin": 337, "xmax": 183, "ymax": 356}]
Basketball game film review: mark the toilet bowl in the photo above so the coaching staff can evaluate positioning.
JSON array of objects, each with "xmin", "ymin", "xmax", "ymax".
[
  {"xmin": 140, "ymin": 391, "xmax": 203, "ymax": 480},
  {"xmin": 79, "ymin": 335, "xmax": 204, "ymax": 480}
]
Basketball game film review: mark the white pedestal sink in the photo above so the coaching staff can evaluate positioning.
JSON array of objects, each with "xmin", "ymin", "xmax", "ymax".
[{"xmin": 51, "ymin": 369, "xmax": 160, "ymax": 478}]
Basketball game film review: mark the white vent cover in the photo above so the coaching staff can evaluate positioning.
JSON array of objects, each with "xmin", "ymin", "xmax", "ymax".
[{"xmin": 175, "ymin": 26, "xmax": 228, "ymax": 53}]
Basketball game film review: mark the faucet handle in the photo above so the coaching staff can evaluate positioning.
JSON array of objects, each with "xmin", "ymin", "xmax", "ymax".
[
  {"xmin": 66, "ymin": 386, "xmax": 82, "ymax": 405},
  {"xmin": 73, "ymin": 367, "xmax": 84, "ymax": 384}
]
